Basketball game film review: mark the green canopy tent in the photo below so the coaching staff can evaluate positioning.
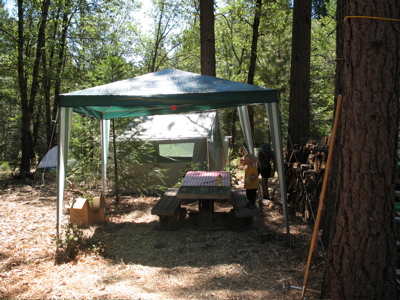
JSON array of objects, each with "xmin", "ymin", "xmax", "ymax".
[{"xmin": 57, "ymin": 68, "xmax": 290, "ymax": 244}]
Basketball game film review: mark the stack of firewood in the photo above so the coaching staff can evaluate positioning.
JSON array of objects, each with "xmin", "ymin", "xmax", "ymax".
[{"xmin": 285, "ymin": 137, "xmax": 330, "ymax": 222}]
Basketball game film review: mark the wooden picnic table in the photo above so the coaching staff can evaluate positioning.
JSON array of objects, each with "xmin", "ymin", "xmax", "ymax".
[{"xmin": 176, "ymin": 171, "xmax": 231, "ymax": 228}]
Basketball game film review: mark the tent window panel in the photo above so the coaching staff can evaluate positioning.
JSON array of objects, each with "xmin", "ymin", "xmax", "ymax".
[{"xmin": 159, "ymin": 143, "xmax": 194, "ymax": 158}]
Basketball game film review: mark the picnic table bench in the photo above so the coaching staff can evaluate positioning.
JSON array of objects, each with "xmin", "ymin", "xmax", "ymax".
[
  {"xmin": 231, "ymin": 189, "xmax": 260, "ymax": 227},
  {"xmin": 151, "ymin": 188, "xmax": 182, "ymax": 229}
]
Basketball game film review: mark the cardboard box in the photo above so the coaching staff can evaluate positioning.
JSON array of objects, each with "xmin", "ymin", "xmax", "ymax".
[
  {"xmin": 89, "ymin": 207, "xmax": 105, "ymax": 224},
  {"xmin": 69, "ymin": 198, "xmax": 89, "ymax": 225},
  {"xmin": 92, "ymin": 195, "xmax": 107, "ymax": 209},
  {"xmin": 69, "ymin": 197, "xmax": 105, "ymax": 225}
]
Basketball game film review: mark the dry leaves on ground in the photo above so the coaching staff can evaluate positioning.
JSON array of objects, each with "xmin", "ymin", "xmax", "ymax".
[{"xmin": 0, "ymin": 177, "xmax": 325, "ymax": 299}]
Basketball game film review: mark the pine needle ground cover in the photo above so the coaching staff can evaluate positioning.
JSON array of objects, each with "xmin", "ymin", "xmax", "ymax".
[{"xmin": 0, "ymin": 178, "xmax": 324, "ymax": 300}]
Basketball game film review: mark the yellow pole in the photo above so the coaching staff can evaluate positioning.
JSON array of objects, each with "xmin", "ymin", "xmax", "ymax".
[{"xmin": 301, "ymin": 94, "xmax": 343, "ymax": 298}]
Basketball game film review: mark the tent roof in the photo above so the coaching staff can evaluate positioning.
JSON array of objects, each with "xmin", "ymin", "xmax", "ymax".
[
  {"xmin": 59, "ymin": 68, "xmax": 279, "ymax": 119},
  {"xmin": 124, "ymin": 111, "xmax": 218, "ymax": 141}
]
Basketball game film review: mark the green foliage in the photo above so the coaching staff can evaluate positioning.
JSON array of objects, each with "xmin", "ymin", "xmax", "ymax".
[
  {"xmin": 225, "ymin": 149, "xmax": 240, "ymax": 186},
  {"xmin": 110, "ymin": 118, "xmax": 169, "ymax": 196},
  {"xmin": 0, "ymin": 2, "xmax": 21, "ymax": 165},
  {"xmin": 115, "ymin": 143, "xmax": 169, "ymax": 195},
  {"xmin": 56, "ymin": 224, "xmax": 106, "ymax": 263},
  {"xmin": 312, "ymin": 0, "xmax": 331, "ymax": 19},
  {"xmin": 84, "ymin": 193, "xmax": 94, "ymax": 207},
  {"xmin": 67, "ymin": 115, "xmax": 102, "ymax": 191},
  {"xmin": 309, "ymin": 3, "xmax": 336, "ymax": 138},
  {"xmin": 87, "ymin": 55, "xmax": 136, "ymax": 86},
  {"xmin": 0, "ymin": 161, "xmax": 11, "ymax": 172},
  {"xmin": 56, "ymin": 224, "xmax": 86, "ymax": 262},
  {"xmin": 133, "ymin": 0, "xmax": 194, "ymax": 72},
  {"xmin": 66, "ymin": 115, "xmax": 169, "ymax": 196},
  {"xmin": 0, "ymin": 0, "xmax": 337, "ymax": 177},
  {"xmin": 0, "ymin": 161, "xmax": 12, "ymax": 179},
  {"xmin": 214, "ymin": 1, "xmax": 293, "ymax": 149}
]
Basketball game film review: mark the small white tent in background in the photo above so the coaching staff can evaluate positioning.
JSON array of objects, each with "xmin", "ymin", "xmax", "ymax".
[
  {"xmin": 37, "ymin": 146, "xmax": 75, "ymax": 170},
  {"xmin": 122, "ymin": 111, "xmax": 229, "ymax": 187},
  {"xmin": 37, "ymin": 146, "xmax": 58, "ymax": 169}
]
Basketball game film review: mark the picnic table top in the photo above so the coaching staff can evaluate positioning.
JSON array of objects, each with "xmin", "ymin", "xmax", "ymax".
[
  {"xmin": 177, "ymin": 171, "xmax": 231, "ymax": 200},
  {"xmin": 181, "ymin": 171, "xmax": 230, "ymax": 187}
]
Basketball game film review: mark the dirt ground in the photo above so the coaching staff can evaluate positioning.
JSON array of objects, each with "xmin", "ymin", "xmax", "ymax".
[{"xmin": 0, "ymin": 174, "xmax": 325, "ymax": 300}]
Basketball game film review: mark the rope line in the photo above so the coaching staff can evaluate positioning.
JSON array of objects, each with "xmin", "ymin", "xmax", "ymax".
[{"xmin": 344, "ymin": 16, "xmax": 400, "ymax": 23}]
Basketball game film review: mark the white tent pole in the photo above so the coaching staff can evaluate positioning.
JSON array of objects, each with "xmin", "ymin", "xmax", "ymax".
[
  {"xmin": 266, "ymin": 102, "xmax": 291, "ymax": 247},
  {"xmin": 237, "ymin": 105, "xmax": 254, "ymax": 154},
  {"xmin": 56, "ymin": 107, "xmax": 72, "ymax": 240},
  {"xmin": 214, "ymin": 111, "xmax": 229, "ymax": 171},
  {"xmin": 101, "ymin": 119, "xmax": 110, "ymax": 197}
]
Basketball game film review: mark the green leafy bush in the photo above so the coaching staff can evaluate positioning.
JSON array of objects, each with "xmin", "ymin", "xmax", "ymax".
[
  {"xmin": 111, "ymin": 124, "xmax": 169, "ymax": 196},
  {"xmin": 67, "ymin": 115, "xmax": 168, "ymax": 196},
  {"xmin": 55, "ymin": 224, "xmax": 106, "ymax": 263},
  {"xmin": 0, "ymin": 162, "xmax": 11, "ymax": 172}
]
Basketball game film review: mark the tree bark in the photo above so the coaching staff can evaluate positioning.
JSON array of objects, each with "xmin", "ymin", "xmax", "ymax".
[
  {"xmin": 247, "ymin": 0, "xmax": 262, "ymax": 140},
  {"xmin": 18, "ymin": 0, "xmax": 51, "ymax": 174},
  {"xmin": 321, "ymin": 1, "xmax": 400, "ymax": 298},
  {"xmin": 247, "ymin": 0, "xmax": 261, "ymax": 86},
  {"xmin": 52, "ymin": 11, "xmax": 71, "ymax": 126},
  {"xmin": 17, "ymin": 0, "xmax": 31, "ymax": 174},
  {"xmin": 150, "ymin": 1, "xmax": 165, "ymax": 73},
  {"xmin": 287, "ymin": 0, "xmax": 311, "ymax": 148},
  {"xmin": 200, "ymin": 0, "xmax": 215, "ymax": 77}
]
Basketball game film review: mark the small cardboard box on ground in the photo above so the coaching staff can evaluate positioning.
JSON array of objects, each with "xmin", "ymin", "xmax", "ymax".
[{"xmin": 69, "ymin": 197, "xmax": 106, "ymax": 225}]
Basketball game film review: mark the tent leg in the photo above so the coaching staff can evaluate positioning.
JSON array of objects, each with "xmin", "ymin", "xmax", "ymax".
[
  {"xmin": 101, "ymin": 119, "xmax": 110, "ymax": 198},
  {"xmin": 265, "ymin": 102, "xmax": 291, "ymax": 248},
  {"xmin": 237, "ymin": 106, "xmax": 254, "ymax": 154},
  {"xmin": 56, "ymin": 107, "xmax": 72, "ymax": 240}
]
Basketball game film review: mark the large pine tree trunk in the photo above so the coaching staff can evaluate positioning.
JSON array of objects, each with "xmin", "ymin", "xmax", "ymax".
[
  {"xmin": 322, "ymin": 1, "xmax": 400, "ymax": 298},
  {"xmin": 287, "ymin": 0, "xmax": 311, "ymax": 148},
  {"xmin": 200, "ymin": 0, "xmax": 215, "ymax": 77}
]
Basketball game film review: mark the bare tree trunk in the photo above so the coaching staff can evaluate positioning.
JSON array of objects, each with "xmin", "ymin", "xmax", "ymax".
[
  {"xmin": 42, "ymin": 49, "xmax": 53, "ymax": 149},
  {"xmin": 246, "ymin": 0, "xmax": 262, "ymax": 139},
  {"xmin": 52, "ymin": 12, "xmax": 71, "ymax": 126},
  {"xmin": 17, "ymin": 0, "xmax": 31, "ymax": 174},
  {"xmin": 200, "ymin": 0, "xmax": 215, "ymax": 77},
  {"xmin": 247, "ymin": 0, "xmax": 261, "ymax": 86},
  {"xmin": 321, "ymin": 0, "xmax": 399, "ymax": 298},
  {"xmin": 150, "ymin": 2, "xmax": 165, "ymax": 73},
  {"xmin": 287, "ymin": 0, "xmax": 311, "ymax": 149},
  {"xmin": 18, "ymin": 0, "xmax": 51, "ymax": 175}
]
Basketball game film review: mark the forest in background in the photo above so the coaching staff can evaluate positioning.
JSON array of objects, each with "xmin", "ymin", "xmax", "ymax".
[{"xmin": 0, "ymin": 0, "xmax": 336, "ymax": 176}]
